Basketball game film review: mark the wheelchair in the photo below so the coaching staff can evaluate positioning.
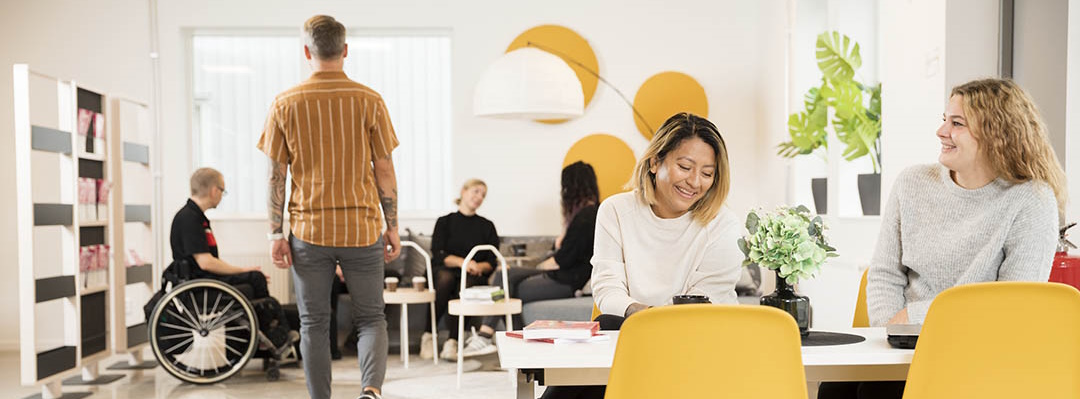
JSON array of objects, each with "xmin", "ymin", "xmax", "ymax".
[{"xmin": 147, "ymin": 277, "xmax": 298, "ymax": 384}]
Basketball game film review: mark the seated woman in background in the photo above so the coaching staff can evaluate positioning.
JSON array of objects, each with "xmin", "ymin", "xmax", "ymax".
[
  {"xmin": 422, "ymin": 179, "xmax": 500, "ymax": 361},
  {"xmin": 820, "ymin": 78, "xmax": 1066, "ymax": 399},
  {"xmin": 461, "ymin": 161, "xmax": 601, "ymax": 357}
]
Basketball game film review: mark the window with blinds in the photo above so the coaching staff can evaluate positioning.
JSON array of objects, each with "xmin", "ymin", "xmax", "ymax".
[{"xmin": 191, "ymin": 32, "xmax": 451, "ymax": 217}]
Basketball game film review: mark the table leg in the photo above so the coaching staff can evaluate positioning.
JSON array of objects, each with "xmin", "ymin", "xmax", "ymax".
[
  {"xmin": 516, "ymin": 369, "xmax": 535, "ymax": 399},
  {"xmin": 430, "ymin": 302, "xmax": 438, "ymax": 365},
  {"xmin": 401, "ymin": 304, "xmax": 409, "ymax": 368}
]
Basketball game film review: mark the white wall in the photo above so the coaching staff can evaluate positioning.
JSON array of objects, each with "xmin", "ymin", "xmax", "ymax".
[
  {"xmin": 0, "ymin": 1, "xmax": 153, "ymax": 350},
  {"xmin": 1069, "ymin": 0, "xmax": 1080, "ymax": 223},
  {"xmin": 154, "ymin": 0, "xmax": 791, "ymax": 259},
  {"xmin": 1013, "ymin": 0, "xmax": 1069, "ymax": 166}
]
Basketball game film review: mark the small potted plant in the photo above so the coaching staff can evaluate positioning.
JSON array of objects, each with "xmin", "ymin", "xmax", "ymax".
[{"xmin": 737, "ymin": 205, "xmax": 837, "ymax": 336}]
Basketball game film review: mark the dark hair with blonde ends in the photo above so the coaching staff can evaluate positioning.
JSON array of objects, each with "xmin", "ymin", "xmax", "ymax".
[
  {"xmin": 950, "ymin": 78, "xmax": 1067, "ymax": 217},
  {"xmin": 628, "ymin": 112, "xmax": 730, "ymax": 224}
]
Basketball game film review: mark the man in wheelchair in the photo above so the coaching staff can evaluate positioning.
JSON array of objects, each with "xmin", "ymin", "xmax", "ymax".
[{"xmin": 152, "ymin": 167, "xmax": 297, "ymax": 382}]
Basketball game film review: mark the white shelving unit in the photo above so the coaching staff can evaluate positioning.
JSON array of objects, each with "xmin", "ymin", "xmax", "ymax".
[
  {"xmin": 107, "ymin": 97, "xmax": 158, "ymax": 370},
  {"xmin": 13, "ymin": 64, "xmax": 124, "ymax": 399}
]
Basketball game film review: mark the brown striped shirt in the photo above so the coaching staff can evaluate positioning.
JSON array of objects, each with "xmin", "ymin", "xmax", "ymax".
[{"xmin": 256, "ymin": 71, "xmax": 399, "ymax": 248}]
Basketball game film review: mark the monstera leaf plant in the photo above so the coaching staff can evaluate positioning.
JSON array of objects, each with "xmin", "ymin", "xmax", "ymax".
[{"xmin": 778, "ymin": 31, "xmax": 882, "ymax": 215}]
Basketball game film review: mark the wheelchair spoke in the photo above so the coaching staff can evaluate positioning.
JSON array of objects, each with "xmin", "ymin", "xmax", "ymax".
[
  {"xmin": 165, "ymin": 336, "xmax": 194, "ymax": 355},
  {"xmin": 158, "ymin": 332, "xmax": 193, "ymax": 341},
  {"xmin": 223, "ymin": 325, "xmax": 247, "ymax": 332},
  {"xmin": 175, "ymin": 294, "xmax": 205, "ymax": 330},
  {"xmin": 224, "ymin": 335, "xmax": 248, "ymax": 343},
  {"xmin": 225, "ymin": 344, "xmax": 243, "ymax": 357},
  {"xmin": 164, "ymin": 308, "xmax": 200, "ymax": 330},
  {"xmin": 159, "ymin": 323, "xmax": 196, "ymax": 334},
  {"xmin": 202, "ymin": 289, "xmax": 208, "ymax": 321},
  {"xmin": 209, "ymin": 290, "xmax": 223, "ymax": 320},
  {"xmin": 206, "ymin": 310, "xmax": 245, "ymax": 332},
  {"xmin": 188, "ymin": 292, "xmax": 204, "ymax": 325}
]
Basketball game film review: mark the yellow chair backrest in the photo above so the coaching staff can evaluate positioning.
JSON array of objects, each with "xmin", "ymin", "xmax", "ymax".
[
  {"xmin": 591, "ymin": 303, "xmax": 601, "ymax": 321},
  {"xmin": 852, "ymin": 268, "xmax": 869, "ymax": 327},
  {"xmin": 605, "ymin": 304, "xmax": 807, "ymax": 399},
  {"xmin": 903, "ymin": 282, "xmax": 1080, "ymax": 399}
]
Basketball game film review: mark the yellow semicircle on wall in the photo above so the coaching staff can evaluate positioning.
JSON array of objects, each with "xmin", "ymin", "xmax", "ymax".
[
  {"xmin": 507, "ymin": 25, "xmax": 598, "ymax": 124},
  {"xmin": 563, "ymin": 134, "xmax": 636, "ymax": 201},
  {"xmin": 632, "ymin": 71, "xmax": 709, "ymax": 140}
]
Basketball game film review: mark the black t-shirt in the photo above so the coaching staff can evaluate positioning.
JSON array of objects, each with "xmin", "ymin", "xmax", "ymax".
[
  {"xmin": 548, "ymin": 204, "xmax": 598, "ymax": 290},
  {"xmin": 431, "ymin": 211, "xmax": 500, "ymax": 271},
  {"xmin": 170, "ymin": 199, "xmax": 219, "ymax": 264}
]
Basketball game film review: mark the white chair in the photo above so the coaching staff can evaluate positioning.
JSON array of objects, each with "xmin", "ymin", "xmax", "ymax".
[
  {"xmin": 447, "ymin": 244, "xmax": 522, "ymax": 388},
  {"xmin": 382, "ymin": 241, "xmax": 438, "ymax": 368}
]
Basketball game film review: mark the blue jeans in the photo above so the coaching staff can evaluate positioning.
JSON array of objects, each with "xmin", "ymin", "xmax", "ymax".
[{"xmin": 290, "ymin": 235, "xmax": 388, "ymax": 399}]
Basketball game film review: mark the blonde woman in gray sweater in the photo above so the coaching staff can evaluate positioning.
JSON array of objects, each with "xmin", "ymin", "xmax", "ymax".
[{"xmin": 821, "ymin": 79, "xmax": 1067, "ymax": 399}]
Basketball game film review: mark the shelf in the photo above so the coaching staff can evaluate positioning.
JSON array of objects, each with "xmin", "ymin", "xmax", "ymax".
[
  {"xmin": 33, "ymin": 203, "xmax": 73, "ymax": 226},
  {"xmin": 31, "ymin": 125, "xmax": 72, "ymax": 155},
  {"xmin": 126, "ymin": 264, "xmax": 153, "ymax": 285},
  {"xmin": 78, "ymin": 152, "xmax": 106, "ymax": 162},
  {"xmin": 123, "ymin": 142, "xmax": 150, "ymax": 165},
  {"xmin": 80, "ymin": 285, "xmax": 108, "ymax": 295},
  {"xmin": 35, "ymin": 275, "xmax": 76, "ymax": 303},
  {"xmin": 80, "ymin": 220, "xmax": 108, "ymax": 227},
  {"xmin": 125, "ymin": 204, "xmax": 152, "ymax": 223},
  {"xmin": 36, "ymin": 346, "xmax": 77, "ymax": 380}
]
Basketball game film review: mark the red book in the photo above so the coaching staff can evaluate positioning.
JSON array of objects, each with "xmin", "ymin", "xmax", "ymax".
[{"xmin": 522, "ymin": 320, "xmax": 600, "ymax": 340}]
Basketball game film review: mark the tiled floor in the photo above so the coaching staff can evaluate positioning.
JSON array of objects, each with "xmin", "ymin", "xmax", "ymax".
[{"xmin": 1, "ymin": 349, "xmax": 522, "ymax": 399}]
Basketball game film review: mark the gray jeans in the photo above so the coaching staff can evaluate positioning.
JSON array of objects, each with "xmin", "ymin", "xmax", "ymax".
[{"xmin": 291, "ymin": 235, "xmax": 388, "ymax": 399}]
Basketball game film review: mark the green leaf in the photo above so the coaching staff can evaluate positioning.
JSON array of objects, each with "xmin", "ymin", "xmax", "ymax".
[
  {"xmin": 821, "ymin": 80, "xmax": 863, "ymax": 120},
  {"xmin": 795, "ymin": 205, "xmax": 810, "ymax": 214},
  {"xmin": 746, "ymin": 212, "xmax": 760, "ymax": 234},
  {"xmin": 737, "ymin": 237, "xmax": 748, "ymax": 256},
  {"xmin": 816, "ymin": 31, "xmax": 862, "ymax": 82}
]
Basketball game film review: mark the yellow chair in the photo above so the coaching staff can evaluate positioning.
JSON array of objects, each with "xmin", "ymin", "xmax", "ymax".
[
  {"xmin": 605, "ymin": 304, "xmax": 808, "ymax": 399},
  {"xmin": 852, "ymin": 268, "xmax": 869, "ymax": 327},
  {"xmin": 903, "ymin": 282, "xmax": 1080, "ymax": 399},
  {"xmin": 591, "ymin": 303, "xmax": 601, "ymax": 321}
]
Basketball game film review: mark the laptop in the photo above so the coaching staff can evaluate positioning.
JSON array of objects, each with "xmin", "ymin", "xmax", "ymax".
[{"xmin": 885, "ymin": 323, "xmax": 921, "ymax": 349}]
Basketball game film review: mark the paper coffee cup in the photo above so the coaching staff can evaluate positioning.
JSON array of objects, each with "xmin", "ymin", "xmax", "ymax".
[
  {"xmin": 384, "ymin": 277, "xmax": 399, "ymax": 292},
  {"xmin": 412, "ymin": 276, "xmax": 427, "ymax": 290}
]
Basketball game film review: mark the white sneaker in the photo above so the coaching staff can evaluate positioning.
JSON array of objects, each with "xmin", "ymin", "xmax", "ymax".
[
  {"xmin": 419, "ymin": 332, "xmax": 435, "ymax": 360},
  {"xmin": 440, "ymin": 338, "xmax": 458, "ymax": 360},
  {"xmin": 462, "ymin": 327, "xmax": 497, "ymax": 358}
]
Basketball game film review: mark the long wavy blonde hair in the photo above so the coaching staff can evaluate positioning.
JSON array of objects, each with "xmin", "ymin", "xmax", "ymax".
[
  {"xmin": 628, "ymin": 112, "xmax": 730, "ymax": 225},
  {"xmin": 951, "ymin": 78, "xmax": 1067, "ymax": 217}
]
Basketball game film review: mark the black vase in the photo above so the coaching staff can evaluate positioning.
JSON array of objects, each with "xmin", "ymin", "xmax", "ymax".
[
  {"xmin": 761, "ymin": 270, "xmax": 810, "ymax": 336},
  {"xmin": 858, "ymin": 173, "xmax": 881, "ymax": 216},
  {"xmin": 811, "ymin": 178, "xmax": 827, "ymax": 215}
]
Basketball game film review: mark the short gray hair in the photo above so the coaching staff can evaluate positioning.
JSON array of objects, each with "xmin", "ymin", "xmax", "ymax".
[
  {"xmin": 190, "ymin": 167, "xmax": 223, "ymax": 197},
  {"xmin": 303, "ymin": 15, "xmax": 346, "ymax": 60}
]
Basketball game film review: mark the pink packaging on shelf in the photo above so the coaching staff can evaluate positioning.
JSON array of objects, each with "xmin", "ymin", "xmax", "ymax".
[
  {"xmin": 79, "ymin": 246, "xmax": 90, "ymax": 272},
  {"xmin": 94, "ymin": 112, "xmax": 105, "ymax": 139},
  {"xmin": 98, "ymin": 245, "xmax": 110, "ymax": 271},
  {"xmin": 96, "ymin": 179, "xmax": 111, "ymax": 204},
  {"xmin": 77, "ymin": 109, "xmax": 93, "ymax": 136}
]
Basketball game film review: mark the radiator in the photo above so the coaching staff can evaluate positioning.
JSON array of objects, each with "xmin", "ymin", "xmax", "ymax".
[{"xmin": 219, "ymin": 253, "xmax": 293, "ymax": 304}]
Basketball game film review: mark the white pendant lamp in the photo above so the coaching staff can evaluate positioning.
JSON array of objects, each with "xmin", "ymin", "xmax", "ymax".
[{"xmin": 473, "ymin": 47, "xmax": 585, "ymax": 119}]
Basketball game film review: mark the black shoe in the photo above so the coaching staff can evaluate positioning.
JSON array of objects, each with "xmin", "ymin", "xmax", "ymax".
[
  {"xmin": 357, "ymin": 389, "xmax": 382, "ymax": 399},
  {"xmin": 331, "ymin": 348, "xmax": 343, "ymax": 360}
]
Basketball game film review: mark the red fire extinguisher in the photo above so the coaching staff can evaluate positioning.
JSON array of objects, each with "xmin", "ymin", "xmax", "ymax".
[{"xmin": 1050, "ymin": 222, "xmax": 1080, "ymax": 291}]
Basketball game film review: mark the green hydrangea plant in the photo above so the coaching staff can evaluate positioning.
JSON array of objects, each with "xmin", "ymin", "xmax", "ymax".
[{"xmin": 737, "ymin": 205, "xmax": 837, "ymax": 284}]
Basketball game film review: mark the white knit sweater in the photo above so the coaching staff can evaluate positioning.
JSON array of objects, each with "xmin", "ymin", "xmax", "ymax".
[{"xmin": 591, "ymin": 192, "xmax": 745, "ymax": 316}]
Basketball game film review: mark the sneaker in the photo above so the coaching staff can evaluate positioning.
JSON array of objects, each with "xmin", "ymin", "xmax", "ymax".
[
  {"xmin": 440, "ymin": 338, "xmax": 458, "ymax": 360},
  {"xmin": 419, "ymin": 332, "xmax": 435, "ymax": 360},
  {"xmin": 462, "ymin": 327, "xmax": 497, "ymax": 358},
  {"xmin": 357, "ymin": 389, "xmax": 382, "ymax": 399}
]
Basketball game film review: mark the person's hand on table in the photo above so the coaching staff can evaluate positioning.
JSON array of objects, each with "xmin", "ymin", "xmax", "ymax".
[{"xmin": 887, "ymin": 308, "xmax": 909, "ymax": 325}]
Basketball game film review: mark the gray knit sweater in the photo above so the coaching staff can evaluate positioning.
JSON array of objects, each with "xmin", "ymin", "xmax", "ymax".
[{"xmin": 866, "ymin": 164, "xmax": 1058, "ymax": 326}]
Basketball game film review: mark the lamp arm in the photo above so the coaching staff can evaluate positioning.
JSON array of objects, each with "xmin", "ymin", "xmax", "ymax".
[{"xmin": 526, "ymin": 41, "xmax": 654, "ymax": 133}]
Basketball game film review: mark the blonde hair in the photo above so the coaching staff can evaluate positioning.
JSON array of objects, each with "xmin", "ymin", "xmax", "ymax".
[
  {"xmin": 951, "ymin": 78, "xmax": 1067, "ymax": 217},
  {"xmin": 190, "ymin": 167, "xmax": 223, "ymax": 197},
  {"xmin": 454, "ymin": 178, "xmax": 487, "ymax": 205},
  {"xmin": 303, "ymin": 15, "xmax": 346, "ymax": 60},
  {"xmin": 628, "ymin": 112, "xmax": 730, "ymax": 224}
]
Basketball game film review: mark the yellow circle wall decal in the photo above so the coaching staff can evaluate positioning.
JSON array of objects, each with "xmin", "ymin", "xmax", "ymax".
[
  {"xmin": 563, "ymin": 134, "xmax": 636, "ymax": 201},
  {"xmin": 632, "ymin": 71, "xmax": 709, "ymax": 140},
  {"xmin": 507, "ymin": 25, "xmax": 598, "ymax": 124}
]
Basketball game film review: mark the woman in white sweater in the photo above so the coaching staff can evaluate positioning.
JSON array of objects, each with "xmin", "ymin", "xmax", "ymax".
[
  {"xmin": 820, "ymin": 78, "xmax": 1068, "ymax": 399},
  {"xmin": 591, "ymin": 112, "xmax": 744, "ymax": 322},
  {"xmin": 541, "ymin": 112, "xmax": 742, "ymax": 399}
]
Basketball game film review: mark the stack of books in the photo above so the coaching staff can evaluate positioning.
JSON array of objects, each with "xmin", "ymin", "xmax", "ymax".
[
  {"xmin": 508, "ymin": 320, "xmax": 606, "ymax": 344},
  {"xmin": 460, "ymin": 285, "xmax": 505, "ymax": 303}
]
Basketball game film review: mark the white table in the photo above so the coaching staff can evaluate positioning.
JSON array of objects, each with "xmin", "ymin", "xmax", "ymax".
[{"xmin": 496, "ymin": 327, "xmax": 913, "ymax": 399}]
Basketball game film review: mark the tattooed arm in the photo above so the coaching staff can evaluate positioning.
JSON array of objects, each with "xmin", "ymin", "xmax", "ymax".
[
  {"xmin": 373, "ymin": 153, "xmax": 401, "ymax": 261},
  {"xmin": 268, "ymin": 160, "xmax": 292, "ymax": 268}
]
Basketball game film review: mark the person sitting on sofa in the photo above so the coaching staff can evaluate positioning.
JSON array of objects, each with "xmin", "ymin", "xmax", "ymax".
[
  {"xmin": 461, "ymin": 161, "xmax": 601, "ymax": 357},
  {"xmin": 819, "ymin": 78, "xmax": 1066, "ymax": 399},
  {"xmin": 422, "ymin": 178, "xmax": 500, "ymax": 360},
  {"xmin": 542, "ymin": 113, "xmax": 745, "ymax": 399}
]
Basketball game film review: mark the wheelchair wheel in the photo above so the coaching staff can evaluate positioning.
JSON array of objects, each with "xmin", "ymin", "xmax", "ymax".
[{"xmin": 149, "ymin": 279, "xmax": 259, "ymax": 384}]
